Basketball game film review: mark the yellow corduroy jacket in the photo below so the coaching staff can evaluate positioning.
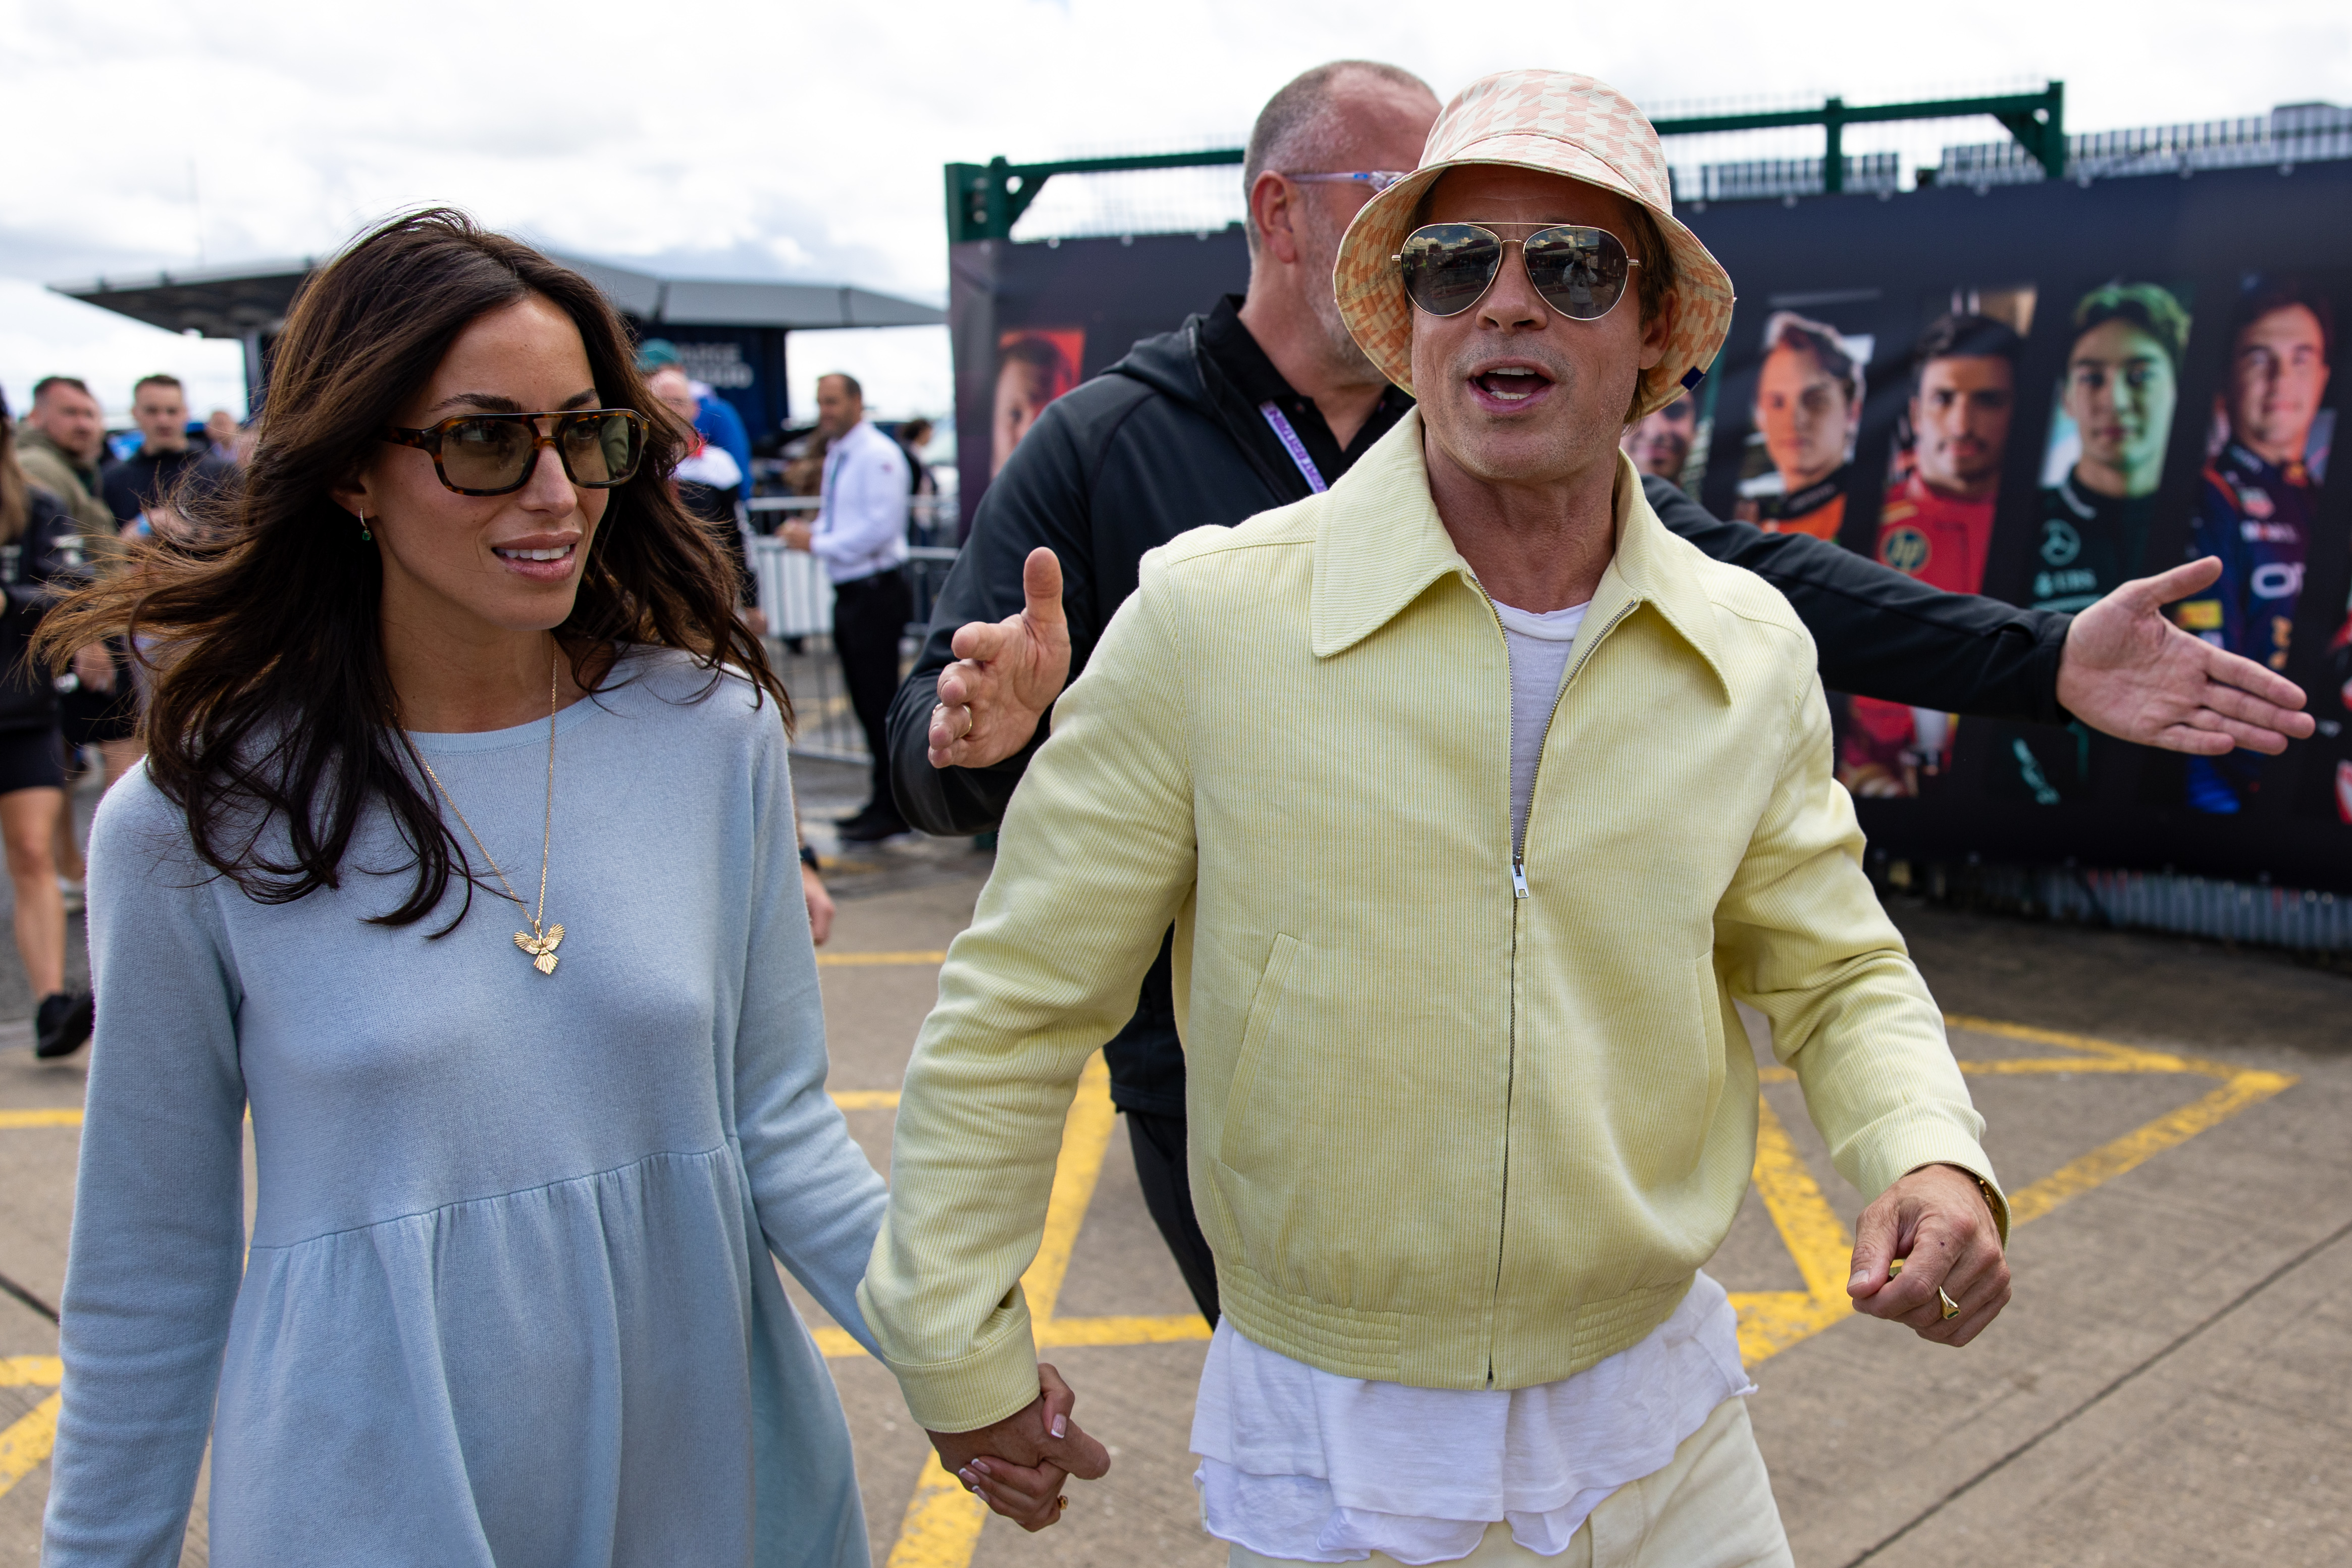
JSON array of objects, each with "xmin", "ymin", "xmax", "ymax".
[{"xmin": 860, "ymin": 411, "xmax": 2003, "ymax": 1434}]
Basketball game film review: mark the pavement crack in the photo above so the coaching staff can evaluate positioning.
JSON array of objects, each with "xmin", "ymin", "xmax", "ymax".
[{"xmin": 1842, "ymin": 1213, "xmax": 2352, "ymax": 1566}]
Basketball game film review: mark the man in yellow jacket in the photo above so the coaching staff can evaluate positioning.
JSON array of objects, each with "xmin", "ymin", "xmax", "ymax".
[{"xmin": 862, "ymin": 70, "xmax": 2012, "ymax": 1562}]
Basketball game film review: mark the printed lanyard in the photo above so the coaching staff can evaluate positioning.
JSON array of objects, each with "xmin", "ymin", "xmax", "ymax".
[{"xmin": 1258, "ymin": 401, "xmax": 1329, "ymax": 494}]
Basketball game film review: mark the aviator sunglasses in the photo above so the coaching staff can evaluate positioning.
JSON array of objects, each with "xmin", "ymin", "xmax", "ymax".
[
  {"xmin": 1395, "ymin": 223, "xmax": 1640, "ymax": 322},
  {"xmin": 382, "ymin": 408, "xmax": 647, "ymax": 497}
]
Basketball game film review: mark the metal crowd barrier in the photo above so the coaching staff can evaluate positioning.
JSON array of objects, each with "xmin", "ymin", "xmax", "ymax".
[{"xmin": 744, "ymin": 495, "xmax": 960, "ymax": 764}]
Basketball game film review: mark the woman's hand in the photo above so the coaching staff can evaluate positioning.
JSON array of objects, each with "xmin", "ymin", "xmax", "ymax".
[
  {"xmin": 932, "ymin": 1363, "xmax": 1110, "ymax": 1531},
  {"xmin": 801, "ymin": 860, "xmax": 833, "ymax": 946}
]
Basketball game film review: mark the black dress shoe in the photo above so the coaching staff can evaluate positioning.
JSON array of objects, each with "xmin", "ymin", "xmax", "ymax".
[
  {"xmin": 835, "ymin": 806, "xmax": 909, "ymax": 844},
  {"xmin": 34, "ymin": 990, "xmax": 93, "ymax": 1060}
]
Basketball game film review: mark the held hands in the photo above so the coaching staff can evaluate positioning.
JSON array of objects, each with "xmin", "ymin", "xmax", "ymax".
[
  {"xmin": 1846, "ymin": 1164, "xmax": 2011, "ymax": 1346},
  {"xmin": 927, "ymin": 547, "xmax": 1072, "ymax": 769},
  {"xmin": 2057, "ymin": 557, "xmax": 2314, "ymax": 755},
  {"xmin": 927, "ymin": 1363, "xmax": 1112, "ymax": 1530}
]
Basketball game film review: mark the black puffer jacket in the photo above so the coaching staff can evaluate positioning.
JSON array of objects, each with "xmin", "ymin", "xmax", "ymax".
[
  {"xmin": 0, "ymin": 488, "xmax": 87, "ymax": 733},
  {"xmin": 888, "ymin": 315, "xmax": 2072, "ymax": 1115}
]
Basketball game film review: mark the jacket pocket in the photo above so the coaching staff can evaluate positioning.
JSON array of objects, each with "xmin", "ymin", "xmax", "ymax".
[
  {"xmin": 1216, "ymin": 933, "xmax": 1300, "ymax": 1171},
  {"xmin": 1695, "ymin": 950, "xmax": 1729, "ymax": 1128}
]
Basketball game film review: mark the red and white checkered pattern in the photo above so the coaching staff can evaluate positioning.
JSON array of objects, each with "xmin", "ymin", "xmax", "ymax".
[{"xmin": 1332, "ymin": 69, "xmax": 1736, "ymax": 419}]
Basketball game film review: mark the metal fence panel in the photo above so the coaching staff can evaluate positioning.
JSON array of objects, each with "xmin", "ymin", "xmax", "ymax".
[
  {"xmin": 744, "ymin": 498, "xmax": 960, "ymax": 763},
  {"xmin": 1936, "ymin": 101, "xmax": 2352, "ymax": 188}
]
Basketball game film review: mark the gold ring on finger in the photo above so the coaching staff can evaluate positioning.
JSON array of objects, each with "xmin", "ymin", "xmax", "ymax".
[{"xmin": 1938, "ymin": 1287, "xmax": 1960, "ymax": 1321}]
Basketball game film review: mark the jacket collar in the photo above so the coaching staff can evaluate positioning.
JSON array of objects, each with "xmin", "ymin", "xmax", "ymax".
[
  {"xmin": 20, "ymin": 426, "xmax": 98, "ymax": 477},
  {"xmin": 1310, "ymin": 409, "xmax": 1732, "ymax": 700}
]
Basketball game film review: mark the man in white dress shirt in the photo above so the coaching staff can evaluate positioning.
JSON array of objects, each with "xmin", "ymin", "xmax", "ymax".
[{"xmin": 786, "ymin": 372, "xmax": 913, "ymax": 839}]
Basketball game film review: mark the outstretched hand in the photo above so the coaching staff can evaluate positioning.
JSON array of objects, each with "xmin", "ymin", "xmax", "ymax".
[
  {"xmin": 928, "ymin": 1363, "xmax": 1111, "ymax": 1531},
  {"xmin": 928, "ymin": 547, "xmax": 1072, "ymax": 770},
  {"xmin": 2057, "ymin": 557, "xmax": 2314, "ymax": 755},
  {"xmin": 1847, "ymin": 1164, "xmax": 2011, "ymax": 1346}
]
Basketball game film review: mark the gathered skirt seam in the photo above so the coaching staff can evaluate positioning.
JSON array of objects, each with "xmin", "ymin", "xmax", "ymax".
[{"xmin": 246, "ymin": 1141, "xmax": 735, "ymax": 1251}]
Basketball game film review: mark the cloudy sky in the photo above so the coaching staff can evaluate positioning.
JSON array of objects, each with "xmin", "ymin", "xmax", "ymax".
[{"xmin": 4, "ymin": 0, "xmax": 2348, "ymax": 426}]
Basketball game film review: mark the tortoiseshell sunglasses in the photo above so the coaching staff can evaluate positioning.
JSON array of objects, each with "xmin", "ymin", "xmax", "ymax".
[{"xmin": 381, "ymin": 409, "xmax": 646, "ymax": 497}]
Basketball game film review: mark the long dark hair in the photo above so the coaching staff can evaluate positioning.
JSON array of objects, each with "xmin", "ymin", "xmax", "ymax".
[{"xmin": 37, "ymin": 207, "xmax": 788, "ymax": 930}]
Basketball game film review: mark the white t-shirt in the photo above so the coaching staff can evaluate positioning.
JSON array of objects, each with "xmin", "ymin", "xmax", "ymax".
[
  {"xmin": 1191, "ymin": 1277, "xmax": 1753, "ymax": 1562},
  {"xmin": 1189, "ymin": 594, "xmax": 1753, "ymax": 1563},
  {"xmin": 1490, "ymin": 598, "xmax": 1589, "ymax": 852}
]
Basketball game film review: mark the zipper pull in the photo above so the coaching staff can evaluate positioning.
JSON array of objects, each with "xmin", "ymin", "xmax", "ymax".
[{"xmin": 1510, "ymin": 857, "xmax": 1530, "ymax": 899}]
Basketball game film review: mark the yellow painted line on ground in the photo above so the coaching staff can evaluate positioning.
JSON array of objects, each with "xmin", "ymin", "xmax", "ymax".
[
  {"xmin": 0, "ymin": 1393, "xmax": 61, "ymax": 1499},
  {"xmin": 1019, "ymin": 1057, "xmax": 1120, "ymax": 1327},
  {"xmin": 1730, "ymin": 1096, "xmax": 1855, "ymax": 1366},
  {"xmin": 820, "ymin": 1310, "xmax": 1218, "ymax": 1363},
  {"xmin": 1960, "ymin": 1057, "xmax": 2159, "ymax": 1075},
  {"xmin": 881, "ymin": 1055, "xmax": 1120, "ymax": 1563},
  {"xmin": 1779, "ymin": 1056, "xmax": 2177, "ymax": 1082},
  {"xmin": 815, "ymin": 951, "xmax": 949, "ymax": 967},
  {"xmin": 1041, "ymin": 1313, "xmax": 1211, "ymax": 1347},
  {"xmin": 2004, "ymin": 1068, "xmax": 2297, "ymax": 1227},
  {"xmin": 886, "ymin": 1457, "xmax": 986, "ymax": 1568},
  {"xmin": 1943, "ymin": 1013, "xmax": 2236, "ymax": 1079},
  {"xmin": 0, "ymin": 1357, "xmax": 61, "ymax": 1387},
  {"xmin": 1747, "ymin": 1096, "xmax": 1856, "ymax": 1306},
  {"xmin": 0, "ymin": 1109, "xmax": 81, "ymax": 1129},
  {"xmin": 0, "ymin": 1016, "xmax": 2294, "ymax": 1542}
]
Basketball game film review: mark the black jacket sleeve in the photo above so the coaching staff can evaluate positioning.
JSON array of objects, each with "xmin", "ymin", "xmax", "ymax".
[
  {"xmin": 885, "ymin": 396, "xmax": 1118, "ymax": 837},
  {"xmin": 1643, "ymin": 475, "xmax": 2072, "ymax": 725},
  {"xmin": 0, "ymin": 494, "xmax": 84, "ymax": 728}
]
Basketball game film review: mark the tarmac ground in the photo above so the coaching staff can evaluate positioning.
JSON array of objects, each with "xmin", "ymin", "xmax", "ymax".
[{"xmin": 1, "ymin": 755, "xmax": 2346, "ymax": 1565}]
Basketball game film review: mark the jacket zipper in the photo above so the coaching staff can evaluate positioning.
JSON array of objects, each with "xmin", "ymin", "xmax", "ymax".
[{"xmin": 1473, "ymin": 584, "xmax": 1638, "ymax": 1383}]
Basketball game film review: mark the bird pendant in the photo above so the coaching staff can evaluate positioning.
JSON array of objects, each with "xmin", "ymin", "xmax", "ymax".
[{"xmin": 513, "ymin": 923, "xmax": 565, "ymax": 975}]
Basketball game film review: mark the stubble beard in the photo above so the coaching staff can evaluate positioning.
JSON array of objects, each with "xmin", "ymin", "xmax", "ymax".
[{"xmin": 1300, "ymin": 218, "xmax": 1384, "ymax": 388}]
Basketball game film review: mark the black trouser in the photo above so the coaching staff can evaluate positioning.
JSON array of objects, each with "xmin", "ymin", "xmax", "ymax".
[
  {"xmin": 1124, "ymin": 1110, "xmax": 1220, "ymax": 1325},
  {"xmin": 831, "ymin": 568, "xmax": 913, "ymax": 814}
]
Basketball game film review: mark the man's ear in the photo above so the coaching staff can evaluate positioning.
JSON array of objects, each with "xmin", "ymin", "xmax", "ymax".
[
  {"xmin": 1638, "ymin": 289, "xmax": 1676, "ymax": 372},
  {"xmin": 1249, "ymin": 172, "xmax": 1303, "ymax": 268}
]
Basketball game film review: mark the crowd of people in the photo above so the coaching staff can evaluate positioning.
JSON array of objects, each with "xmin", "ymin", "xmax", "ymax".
[
  {"xmin": 0, "ymin": 372, "xmax": 241, "ymax": 1061},
  {"xmin": 17, "ymin": 57, "xmax": 2327, "ymax": 1568}
]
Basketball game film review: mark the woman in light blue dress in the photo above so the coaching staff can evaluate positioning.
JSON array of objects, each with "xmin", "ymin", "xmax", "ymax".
[{"xmin": 33, "ymin": 210, "xmax": 1078, "ymax": 1565}]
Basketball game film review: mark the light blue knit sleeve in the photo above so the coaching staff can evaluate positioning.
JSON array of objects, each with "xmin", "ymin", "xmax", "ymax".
[
  {"xmin": 731, "ymin": 704, "xmax": 888, "ymax": 1354},
  {"xmin": 44, "ymin": 772, "xmax": 248, "ymax": 1565}
]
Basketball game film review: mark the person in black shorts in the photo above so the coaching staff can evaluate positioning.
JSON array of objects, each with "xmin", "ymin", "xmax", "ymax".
[{"xmin": 0, "ymin": 390, "xmax": 95, "ymax": 1057}]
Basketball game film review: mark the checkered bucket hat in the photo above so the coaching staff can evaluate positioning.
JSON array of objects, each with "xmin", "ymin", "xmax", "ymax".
[{"xmin": 1333, "ymin": 69, "xmax": 1736, "ymax": 420}]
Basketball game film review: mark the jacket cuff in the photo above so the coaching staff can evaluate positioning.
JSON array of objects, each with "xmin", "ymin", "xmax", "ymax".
[
  {"xmin": 2026, "ymin": 611, "xmax": 2075, "ymax": 727},
  {"xmin": 857, "ymin": 1287, "xmax": 1044, "ymax": 1435}
]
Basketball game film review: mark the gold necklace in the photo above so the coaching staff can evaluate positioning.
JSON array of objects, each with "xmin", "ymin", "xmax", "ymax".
[{"xmin": 414, "ymin": 648, "xmax": 565, "ymax": 975}]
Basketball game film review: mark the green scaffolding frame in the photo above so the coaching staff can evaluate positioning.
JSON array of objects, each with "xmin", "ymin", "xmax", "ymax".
[{"xmin": 943, "ymin": 82, "xmax": 2066, "ymax": 242}]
